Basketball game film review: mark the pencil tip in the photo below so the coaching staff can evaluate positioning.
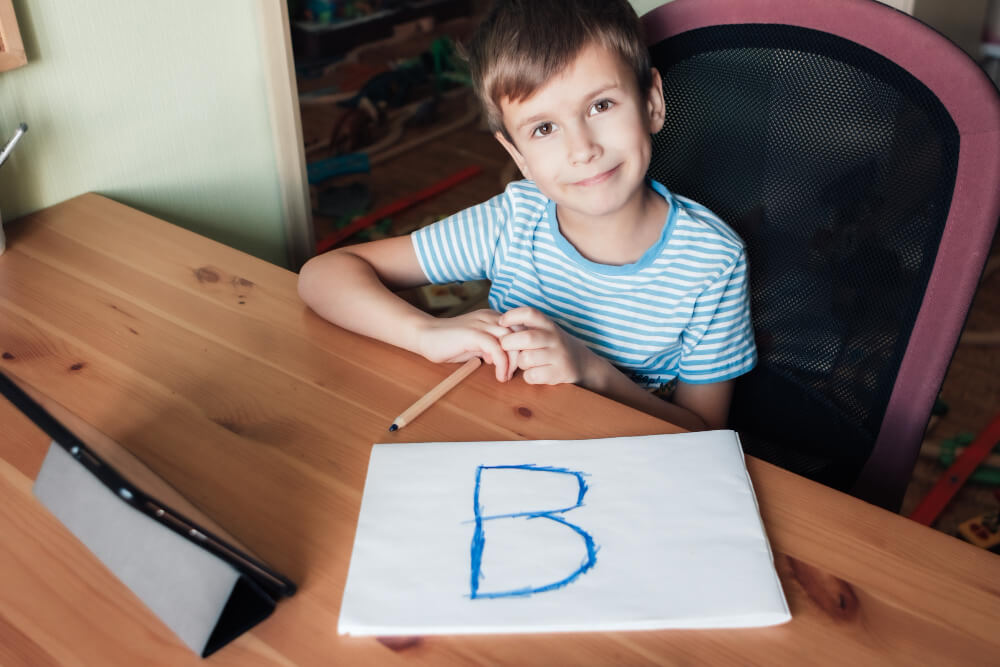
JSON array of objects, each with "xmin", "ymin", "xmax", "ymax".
[{"xmin": 389, "ymin": 424, "xmax": 398, "ymax": 432}]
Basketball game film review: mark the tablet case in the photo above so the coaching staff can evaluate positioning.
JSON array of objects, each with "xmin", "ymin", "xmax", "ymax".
[{"xmin": 1, "ymin": 371, "xmax": 296, "ymax": 658}]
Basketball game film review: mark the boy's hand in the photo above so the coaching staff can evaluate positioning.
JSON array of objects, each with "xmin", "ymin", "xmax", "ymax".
[
  {"xmin": 497, "ymin": 307, "xmax": 597, "ymax": 386},
  {"xmin": 416, "ymin": 309, "xmax": 516, "ymax": 382},
  {"xmin": 498, "ymin": 307, "xmax": 731, "ymax": 431}
]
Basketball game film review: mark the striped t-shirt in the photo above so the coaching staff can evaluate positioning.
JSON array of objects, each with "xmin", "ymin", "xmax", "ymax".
[{"xmin": 411, "ymin": 179, "xmax": 756, "ymax": 390}]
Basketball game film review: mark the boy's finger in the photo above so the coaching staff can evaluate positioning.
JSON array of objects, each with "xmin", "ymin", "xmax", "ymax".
[
  {"xmin": 483, "ymin": 323, "xmax": 514, "ymax": 340},
  {"xmin": 513, "ymin": 348, "xmax": 541, "ymax": 370},
  {"xmin": 472, "ymin": 309, "xmax": 504, "ymax": 325},
  {"xmin": 476, "ymin": 335, "xmax": 509, "ymax": 382},
  {"xmin": 506, "ymin": 349, "xmax": 519, "ymax": 381},
  {"xmin": 499, "ymin": 328, "xmax": 548, "ymax": 352},
  {"xmin": 521, "ymin": 364, "xmax": 557, "ymax": 385},
  {"xmin": 498, "ymin": 307, "xmax": 550, "ymax": 330}
]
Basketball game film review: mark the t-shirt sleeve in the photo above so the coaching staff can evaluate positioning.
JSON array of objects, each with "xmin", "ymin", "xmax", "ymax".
[
  {"xmin": 677, "ymin": 248, "xmax": 757, "ymax": 384},
  {"xmin": 410, "ymin": 190, "xmax": 510, "ymax": 284}
]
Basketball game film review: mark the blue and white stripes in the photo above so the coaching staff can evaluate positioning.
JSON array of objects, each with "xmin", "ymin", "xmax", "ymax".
[{"xmin": 412, "ymin": 180, "xmax": 756, "ymax": 390}]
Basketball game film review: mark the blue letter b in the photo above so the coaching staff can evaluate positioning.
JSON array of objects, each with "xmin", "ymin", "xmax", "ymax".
[{"xmin": 469, "ymin": 465, "xmax": 597, "ymax": 599}]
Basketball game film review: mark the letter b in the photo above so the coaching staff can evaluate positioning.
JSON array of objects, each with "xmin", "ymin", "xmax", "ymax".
[{"xmin": 469, "ymin": 464, "xmax": 597, "ymax": 599}]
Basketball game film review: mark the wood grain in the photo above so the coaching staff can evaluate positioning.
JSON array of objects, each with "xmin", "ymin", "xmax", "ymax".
[
  {"xmin": 391, "ymin": 357, "xmax": 481, "ymax": 431},
  {"xmin": 0, "ymin": 0, "xmax": 27, "ymax": 72},
  {"xmin": 1, "ymin": 194, "xmax": 999, "ymax": 665}
]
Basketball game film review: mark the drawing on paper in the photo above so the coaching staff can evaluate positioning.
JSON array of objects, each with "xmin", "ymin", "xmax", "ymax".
[{"xmin": 469, "ymin": 464, "xmax": 598, "ymax": 599}]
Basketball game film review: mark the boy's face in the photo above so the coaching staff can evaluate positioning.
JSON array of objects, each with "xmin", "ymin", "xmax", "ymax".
[{"xmin": 494, "ymin": 42, "xmax": 665, "ymax": 225}]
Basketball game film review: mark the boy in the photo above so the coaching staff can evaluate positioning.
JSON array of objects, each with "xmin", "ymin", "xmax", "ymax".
[{"xmin": 298, "ymin": 0, "xmax": 756, "ymax": 431}]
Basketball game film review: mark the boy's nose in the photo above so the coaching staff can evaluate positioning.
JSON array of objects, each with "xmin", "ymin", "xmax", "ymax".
[{"xmin": 567, "ymin": 127, "xmax": 600, "ymax": 164}]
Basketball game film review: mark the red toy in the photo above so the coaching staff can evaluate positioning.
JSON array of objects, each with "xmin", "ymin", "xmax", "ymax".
[
  {"xmin": 315, "ymin": 165, "xmax": 483, "ymax": 253},
  {"xmin": 909, "ymin": 412, "xmax": 1000, "ymax": 526}
]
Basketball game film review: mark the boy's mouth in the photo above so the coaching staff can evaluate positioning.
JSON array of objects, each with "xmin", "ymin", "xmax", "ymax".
[{"xmin": 572, "ymin": 164, "xmax": 620, "ymax": 187}]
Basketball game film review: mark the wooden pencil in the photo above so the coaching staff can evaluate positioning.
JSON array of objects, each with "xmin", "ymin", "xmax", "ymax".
[{"xmin": 389, "ymin": 357, "xmax": 483, "ymax": 432}]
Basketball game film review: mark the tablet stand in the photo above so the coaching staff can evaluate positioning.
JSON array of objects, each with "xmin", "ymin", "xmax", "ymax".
[{"xmin": 33, "ymin": 442, "xmax": 281, "ymax": 657}]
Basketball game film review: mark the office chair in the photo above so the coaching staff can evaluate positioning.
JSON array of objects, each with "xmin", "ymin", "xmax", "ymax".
[{"xmin": 642, "ymin": 0, "xmax": 1000, "ymax": 511}]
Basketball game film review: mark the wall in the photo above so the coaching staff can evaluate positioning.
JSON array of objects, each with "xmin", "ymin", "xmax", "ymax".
[
  {"xmin": 630, "ymin": 0, "xmax": 669, "ymax": 15},
  {"xmin": 0, "ymin": 0, "xmax": 309, "ymax": 268}
]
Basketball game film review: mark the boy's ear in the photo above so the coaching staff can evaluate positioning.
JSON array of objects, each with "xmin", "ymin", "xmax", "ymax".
[
  {"xmin": 494, "ymin": 131, "xmax": 532, "ymax": 181},
  {"xmin": 646, "ymin": 68, "xmax": 666, "ymax": 135}
]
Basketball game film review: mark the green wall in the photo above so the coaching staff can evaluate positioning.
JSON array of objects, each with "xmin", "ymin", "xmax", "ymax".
[
  {"xmin": 630, "ymin": 0, "xmax": 670, "ymax": 15},
  {"xmin": 0, "ymin": 0, "xmax": 291, "ymax": 266}
]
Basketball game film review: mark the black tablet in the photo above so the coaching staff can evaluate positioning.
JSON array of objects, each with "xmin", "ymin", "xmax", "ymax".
[{"xmin": 0, "ymin": 369, "xmax": 297, "ymax": 656}]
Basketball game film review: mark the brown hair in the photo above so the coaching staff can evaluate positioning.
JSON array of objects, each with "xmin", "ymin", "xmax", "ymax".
[{"xmin": 465, "ymin": 0, "xmax": 653, "ymax": 140}]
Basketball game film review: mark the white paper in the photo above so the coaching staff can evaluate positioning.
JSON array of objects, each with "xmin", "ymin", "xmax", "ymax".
[{"xmin": 338, "ymin": 430, "xmax": 790, "ymax": 636}]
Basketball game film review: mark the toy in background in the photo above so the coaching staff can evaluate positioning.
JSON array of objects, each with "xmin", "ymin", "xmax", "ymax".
[
  {"xmin": 314, "ymin": 35, "xmax": 470, "ymax": 157},
  {"xmin": 296, "ymin": 10, "xmax": 501, "ymax": 316},
  {"xmin": 299, "ymin": 0, "xmax": 384, "ymax": 24},
  {"xmin": 303, "ymin": 27, "xmax": 484, "ymax": 250},
  {"xmin": 925, "ymin": 426, "xmax": 1000, "ymax": 550},
  {"xmin": 910, "ymin": 413, "xmax": 1000, "ymax": 528},
  {"xmin": 924, "ymin": 432, "xmax": 1000, "ymax": 485},
  {"xmin": 314, "ymin": 164, "xmax": 482, "ymax": 253},
  {"xmin": 957, "ymin": 490, "xmax": 1000, "ymax": 552},
  {"xmin": 298, "ymin": 12, "xmax": 478, "ymax": 145},
  {"xmin": 907, "ymin": 251, "xmax": 1000, "ymax": 533}
]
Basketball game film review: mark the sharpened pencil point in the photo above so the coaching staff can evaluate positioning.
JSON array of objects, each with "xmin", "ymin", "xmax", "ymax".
[{"xmin": 389, "ymin": 424, "xmax": 398, "ymax": 432}]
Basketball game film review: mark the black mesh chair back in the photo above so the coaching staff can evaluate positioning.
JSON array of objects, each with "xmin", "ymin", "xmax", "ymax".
[{"xmin": 643, "ymin": 0, "xmax": 1000, "ymax": 509}]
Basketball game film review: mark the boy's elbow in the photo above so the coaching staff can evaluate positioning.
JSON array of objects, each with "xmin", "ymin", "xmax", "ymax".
[
  {"xmin": 297, "ymin": 256, "xmax": 325, "ymax": 307},
  {"xmin": 698, "ymin": 413, "xmax": 725, "ymax": 432},
  {"xmin": 672, "ymin": 379, "xmax": 734, "ymax": 431}
]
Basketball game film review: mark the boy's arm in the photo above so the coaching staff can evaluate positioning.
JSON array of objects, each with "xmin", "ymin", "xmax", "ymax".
[
  {"xmin": 581, "ymin": 358, "xmax": 729, "ymax": 431},
  {"xmin": 671, "ymin": 379, "xmax": 734, "ymax": 430},
  {"xmin": 297, "ymin": 236, "xmax": 513, "ymax": 380}
]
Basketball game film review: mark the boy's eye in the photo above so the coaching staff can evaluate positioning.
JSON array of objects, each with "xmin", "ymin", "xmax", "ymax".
[
  {"xmin": 531, "ymin": 122, "xmax": 555, "ymax": 138},
  {"xmin": 589, "ymin": 99, "xmax": 615, "ymax": 115}
]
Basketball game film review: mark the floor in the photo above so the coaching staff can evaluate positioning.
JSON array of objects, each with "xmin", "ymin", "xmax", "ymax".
[
  {"xmin": 898, "ymin": 242, "xmax": 1000, "ymax": 535},
  {"xmin": 295, "ymin": 22, "xmax": 1000, "ymax": 549}
]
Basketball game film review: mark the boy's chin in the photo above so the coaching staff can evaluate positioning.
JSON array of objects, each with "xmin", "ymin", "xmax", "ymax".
[
  {"xmin": 557, "ymin": 200, "xmax": 633, "ymax": 224},
  {"xmin": 558, "ymin": 188, "xmax": 650, "ymax": 221}
]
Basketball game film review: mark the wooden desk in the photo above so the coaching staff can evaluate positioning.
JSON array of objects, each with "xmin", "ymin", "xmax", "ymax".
[{"xmin": 1, "ymin": 194, "xmax": 998, "ymax": 666}]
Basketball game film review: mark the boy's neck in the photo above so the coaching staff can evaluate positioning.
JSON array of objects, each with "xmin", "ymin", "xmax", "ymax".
[{"xmin": 555, "ymin": 182, "xmax": 669, "ymax": 266}]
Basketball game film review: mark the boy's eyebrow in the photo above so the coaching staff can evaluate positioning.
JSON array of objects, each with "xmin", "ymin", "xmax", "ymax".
[
  {"xmin": 515, "ymin": 113, "xmax": 554, "ymax": 132},
  {"xmin": 581, "ymin": 82, "xmax": 621, "ymax": 102},
  {"xmin": 512, "ymin": 82, "xmax": 624, "ymax": 132}
]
